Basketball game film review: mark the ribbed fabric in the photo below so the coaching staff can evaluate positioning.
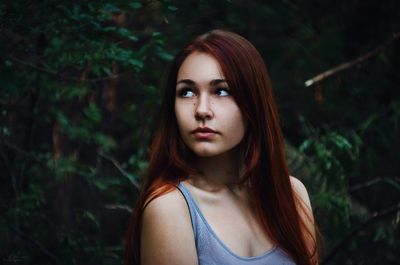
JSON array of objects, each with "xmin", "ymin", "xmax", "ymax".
[{"xmin": 177, "ymin": 182, "xmax": 296, "ymax": 265}]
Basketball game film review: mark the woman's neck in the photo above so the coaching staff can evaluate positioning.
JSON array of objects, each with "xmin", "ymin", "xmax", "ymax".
[{"xmin": 191, "ymin": 148, "xmax": 243, "ymax": 190}]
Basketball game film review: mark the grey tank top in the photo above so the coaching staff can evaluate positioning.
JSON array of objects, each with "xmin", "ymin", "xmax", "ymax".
[{"xmin": 177, "ymin": 182, "xmax": 296, "ymax": 265}]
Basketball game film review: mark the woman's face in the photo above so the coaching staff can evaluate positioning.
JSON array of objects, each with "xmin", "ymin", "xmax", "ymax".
[{"xmin": 175, "ymin": 52, "xmax": 246, "ymax": 158}]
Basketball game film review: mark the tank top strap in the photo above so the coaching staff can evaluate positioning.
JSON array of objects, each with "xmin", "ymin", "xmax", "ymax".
[{"xmin": 176, "ymin": 182, "xmax": 199, "ymax": 240}]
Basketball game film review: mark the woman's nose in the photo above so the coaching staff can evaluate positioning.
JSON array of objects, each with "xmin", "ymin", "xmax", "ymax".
[{"xmin": 195, "ymin": 94, "xmax": 213, "ymax": 121}]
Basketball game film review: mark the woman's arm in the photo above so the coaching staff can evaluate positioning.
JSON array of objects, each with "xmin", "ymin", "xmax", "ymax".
[
  {"xmin": 290, "ymin": 176, "xmax": 319, "ymax": 264},
  {"xmin": 140, "ymin": 189, "xmax": 198, "ymax": 265}
]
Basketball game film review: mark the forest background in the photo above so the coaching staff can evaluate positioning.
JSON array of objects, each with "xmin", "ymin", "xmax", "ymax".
[{"xmin": 1, "ymin": 0, "xmax": 399, "ymax": 264}]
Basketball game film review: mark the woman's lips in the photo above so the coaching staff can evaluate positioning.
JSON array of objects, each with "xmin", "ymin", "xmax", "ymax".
[
  {"xmin": 192, "ymin": 131, "xmax": 217, "ymax": 139},
  {"xmin": 191, "ymin": 127, "xmax": 218, "ymax": 139}
]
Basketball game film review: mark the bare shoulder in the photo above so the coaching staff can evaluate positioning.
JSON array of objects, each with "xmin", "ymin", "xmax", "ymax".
[
  {"xmin": 143, "ymin": 188, "xmax": 188, "ymax": 215},
  {"xmin": 140, "ymin": 188, "xmax": 198, "ymax": 265},
  {"xmin": 290, "ymin": 178, "xmax": 319, "ymax": 263},
  {"xmin": 290, "ymin": 176, "xmax": 312, "ymax": 210},
  {"xmin": 290, "ymin": 176, "xmax": 317, "ymax": 237}
]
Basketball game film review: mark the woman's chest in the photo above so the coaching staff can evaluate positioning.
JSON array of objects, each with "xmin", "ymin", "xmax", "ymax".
[{"xmin": 196, "ymin": 195, "xmax": 274, "ymax": 257}]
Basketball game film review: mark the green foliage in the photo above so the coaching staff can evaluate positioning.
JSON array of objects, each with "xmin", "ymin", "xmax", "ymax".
[
  {"xmin": 1, "ymin": 0, "xmax": 399, "ymax": 264},
  {"xmin": 0, "ymin": 1, "xmax": 173, "ymax": 263}
]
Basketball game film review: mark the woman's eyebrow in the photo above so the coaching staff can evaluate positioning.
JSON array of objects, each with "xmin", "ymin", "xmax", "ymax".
[
  {"xmin": 209, "ymin": 79, "xmax": 227, "ymax": 86},
  {"xmin": 176, "ymin": 79, "xmax": 227, "ymax": 86},
  {"xmin": 176, "ymin": 79, "xmax": 195, "ymax": 86}
]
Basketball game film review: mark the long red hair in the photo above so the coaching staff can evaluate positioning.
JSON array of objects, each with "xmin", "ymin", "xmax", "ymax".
[{"xmin": 124, "ymin": 30, "xmax": 319, "ymax": 265}]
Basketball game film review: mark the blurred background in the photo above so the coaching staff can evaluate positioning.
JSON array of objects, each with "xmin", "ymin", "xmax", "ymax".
[{"xmin": 1, "ymin": 0, "xmax": 399, "ymax": 264}]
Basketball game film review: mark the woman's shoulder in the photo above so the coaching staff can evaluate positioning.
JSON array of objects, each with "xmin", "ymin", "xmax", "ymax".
[
  {"xmin": 289, "ymin": 177, "xmax": 319, "ymax": 263},
  {"xmin": 289, "ymin": 176, "xmax": 312, "ymax": 210},
  {"xmin": 140, "ymin": 186, "xmax": 198, "ymax": 265},
  {"xmin": 143, "ymin": 185, "xmax": 188, "ymax": 220}
]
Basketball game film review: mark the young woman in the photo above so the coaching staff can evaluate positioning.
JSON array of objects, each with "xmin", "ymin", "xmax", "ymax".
[{"xmin": 125, "ymin": 30, "xmax": 320, "ymax": 265}]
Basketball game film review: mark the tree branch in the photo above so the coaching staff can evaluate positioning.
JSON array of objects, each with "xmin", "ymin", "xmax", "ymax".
[
  {"xmin": 348, "ymin": 176, "xmax": 400, "ymax": 194},
  {"xmin": 9, "ymin": 55, "xmax": 130, "ymax": 83},
  {"xmin": 98, "ymin": 152, "xmax": 141, "ymax": 190},
  {"xmin": 305, "ymin": 32, "xmax": 400, "ymax": 87},
  {"xmin": 9, "ymin": 55, "xmax": 59, "ymax": 76},
  {"xmin": 85, "ymin": 72, "xmax": 129, "ymax": 83},
  {"xmin": 1, "ymin": 140, "xmax": 46, "ymax": 166},
  {"xmin": 104, "ymin": 203, "xmax": 133, "ymax": 213},
  {"xmin": 321, "ymin": 202, "xmax": 400, "ymax": 265},
  {"xmin": 8, "ymin": 224, "xmax": 61, "ymax": 265}
]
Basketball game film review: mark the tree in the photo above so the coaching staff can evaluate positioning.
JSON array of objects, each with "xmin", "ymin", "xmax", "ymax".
[{"xmin": 1, "ymin": 0, "xmax": 399, "ymax": 264}]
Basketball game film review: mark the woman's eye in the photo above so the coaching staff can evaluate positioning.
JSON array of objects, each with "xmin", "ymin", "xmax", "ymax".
[
  {"xmin": 216, "ymin": 88, "xmax": 230, "ymax": 96},
  {"xmin": 179, "ymin": 89, "xmax": 195, "ymax": 98}
]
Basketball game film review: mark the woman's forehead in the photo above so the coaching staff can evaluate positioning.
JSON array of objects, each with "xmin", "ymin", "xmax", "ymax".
[{"xmin": 176, "ymin": 52, "xmax": 225, "ymax": 85}]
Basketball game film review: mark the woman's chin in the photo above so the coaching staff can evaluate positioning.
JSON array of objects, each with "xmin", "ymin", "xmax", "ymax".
[
  {"xmin": 190, "ymin": 146, "xmax": 234, "ymax": 158},
  {"xmin": 192, "ymin": 149, "xmax": 219, "ymax": 157},
  {"xmin": 188, "ymin": 146, "xmax": 220, "ymax": 157}
]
